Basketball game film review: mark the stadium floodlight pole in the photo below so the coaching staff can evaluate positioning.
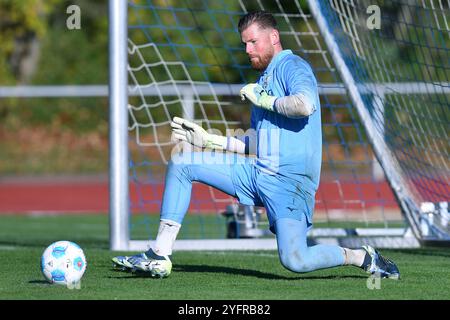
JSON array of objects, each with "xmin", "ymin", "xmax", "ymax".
[{"xmin": 109, "ymin": 0, "xmax": 129, "ymax": 251}]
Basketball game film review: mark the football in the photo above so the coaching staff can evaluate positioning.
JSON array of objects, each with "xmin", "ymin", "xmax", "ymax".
[{"xmin": 40, "ymin": 240, "xmax": 87, "ymax": 287}]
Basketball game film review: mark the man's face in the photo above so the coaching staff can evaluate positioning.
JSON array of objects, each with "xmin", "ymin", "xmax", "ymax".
[{"xmin": 240, "ymin": 23, "xmax": 275, "ymax": 71}]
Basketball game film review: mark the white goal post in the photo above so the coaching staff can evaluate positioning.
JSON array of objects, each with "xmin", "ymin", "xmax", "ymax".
[{"xmin": 109, "ymin": 0, "xmax": 129, "ymax": 251}]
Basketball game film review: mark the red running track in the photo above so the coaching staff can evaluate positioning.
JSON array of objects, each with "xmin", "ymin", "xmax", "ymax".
[{"xmin": 0, "ymin": 178, "xmax": 399, "ymax": 214}]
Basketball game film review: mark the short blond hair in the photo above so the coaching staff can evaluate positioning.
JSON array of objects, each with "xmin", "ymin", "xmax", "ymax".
[{"xmin": 238, "ymin": 11, "xmax": 278, "ymax": 33}]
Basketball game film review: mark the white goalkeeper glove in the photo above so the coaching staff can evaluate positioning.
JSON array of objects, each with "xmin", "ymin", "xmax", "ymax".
[
  {"xmin": 171, "ymin": 117, "xmax": 227, "ymax": 150},
  {"xmin": 240, "ymin": 83, "xmax": 277, "ymax": 111}
]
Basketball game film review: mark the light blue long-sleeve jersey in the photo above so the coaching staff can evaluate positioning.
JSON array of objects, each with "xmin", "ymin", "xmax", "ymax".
[{"xmin": 251, "ymin": 49, "xmax": 322, "ymax": 192}]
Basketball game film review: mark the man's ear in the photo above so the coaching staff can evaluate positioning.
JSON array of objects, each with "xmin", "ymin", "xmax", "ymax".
[{"xmin": 271, "ymin": 28, "xmax": 280, "ymax": 45}]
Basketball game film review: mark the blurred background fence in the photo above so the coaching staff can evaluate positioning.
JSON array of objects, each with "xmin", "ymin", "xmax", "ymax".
[{"xmin": 0, "ymin": 0, "xmax": 398, "ymax": 217}]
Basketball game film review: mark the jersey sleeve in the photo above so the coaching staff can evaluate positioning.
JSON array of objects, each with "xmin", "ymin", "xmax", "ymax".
[{"xmin": 280, "ymin": 57, "xmax": 319, "ymax": 114}]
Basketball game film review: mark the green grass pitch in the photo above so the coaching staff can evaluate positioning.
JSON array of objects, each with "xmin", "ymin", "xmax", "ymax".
[{"xmin": 0, "ymin": 214, "xmax": 449, "ymax": 300}]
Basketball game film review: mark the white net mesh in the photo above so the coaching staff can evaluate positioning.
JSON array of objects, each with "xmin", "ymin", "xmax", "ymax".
[
  {"xmin": 313, "ymin": 0, "xmax": 449, "ymax": 239},
  {"xmin": 124, "ymin": 0, "xmax": 448, "ymax": 241}
]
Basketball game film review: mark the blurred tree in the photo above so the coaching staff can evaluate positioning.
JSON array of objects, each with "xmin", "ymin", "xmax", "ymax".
[
  {"xmin": 30, "ymin": 0, "xmax": 109, "ymax": 85},
  {"xmin": 0, "ymin": 0, "xmax": 62, "ymax": 84}
]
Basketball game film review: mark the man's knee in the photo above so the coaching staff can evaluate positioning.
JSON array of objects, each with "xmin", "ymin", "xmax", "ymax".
[
  {"xmin": 170, "ymin": 151, "xmax": 199, "ymax": 167},
  {"xmin": 279, "ymin": 250, "xmax": 314, "ymax": 273},
  {"xmin": 169, "ymin": 151, "xmax": 208, "ymax": 167},
  {"xmin": 169, "ymin": 152, "xmax": 190, "ymax": 166},
  {"xmin": 166, "ymin": 153, "xmax": 194, "ymax": 181}
]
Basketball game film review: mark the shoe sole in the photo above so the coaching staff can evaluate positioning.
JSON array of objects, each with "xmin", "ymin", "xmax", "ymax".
[
  {"xmin": 131, "ymin": 262, "xmax": 171, "ymax": 278},
  {"xmin": 112, "ymin": 258, "xmax": 171, "ymax": 278},
  {"xmin": 113, "ymin": 264, "xmax": 131, "ymax": 271},
  {"xmin": 370, "ymin": 272, "xmax": 400, "ymax": 280},
  {"xmin": 388, "ymin": 273, "xmax": 400, "ymax": 280},
  {"xmin": 112, "ymin": 258, "xmax": 134, "ymax": 271},
  {"xmin": 112, "ymin": 262, "xmax": 132, "ymax": 270}
]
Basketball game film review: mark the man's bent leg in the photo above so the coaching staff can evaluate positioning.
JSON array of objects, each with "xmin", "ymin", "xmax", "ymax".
[
  {"xmin": 275, "ymin": 217, "xmax": 345, "ymax": 273},
  {"xmin": 274, "ymin": 218, "xmax": 400, "ymax": 278},
  {"xmin": 112, "ymin": 151, "xmax": 254, "ymax": 275},
  {"xmin": 160, "ymin": 151, "xmax": 239, "ymax": 224}
]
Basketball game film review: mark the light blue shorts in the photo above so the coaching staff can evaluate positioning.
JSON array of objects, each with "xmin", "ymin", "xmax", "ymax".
[
  {"xmin": 231, "ymin": 159, "xmax": 315, "ymax": 233},
  {"xmin": 161, "ymin": 151, "xmax": 315, "ymax": 233}
]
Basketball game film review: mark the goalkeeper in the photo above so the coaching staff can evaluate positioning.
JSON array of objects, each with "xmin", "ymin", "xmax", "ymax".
[{"xmin": 112, "ymin": 11, "xmax": 399, "ymax": 280}]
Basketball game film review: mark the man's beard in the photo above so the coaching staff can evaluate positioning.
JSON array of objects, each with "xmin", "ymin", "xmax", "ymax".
[{"xmin": 250, "ymin": 50, "xmax": 274, "ymax": 71}]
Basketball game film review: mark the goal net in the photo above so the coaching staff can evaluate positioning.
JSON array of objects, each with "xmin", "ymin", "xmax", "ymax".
[
  {"xmin": 110, "ymin": 0, "xmax": 449, "ymax": 250},
  {"xmin": 309, "ymin": 0, "xmax": 449, "ymax": 244}
]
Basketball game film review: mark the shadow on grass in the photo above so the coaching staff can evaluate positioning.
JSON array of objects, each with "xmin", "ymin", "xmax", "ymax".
[
  {"xmin": 108, "ymin": 264, "xmax": 366, "ymax": 281},
  {"xmin": 108, "ymin": 268, "xmax": 156, "ymax": 279},
  {"xmin": 175, "ymin": 264, "xmax": 366, "ymax": 280},
  {"xmin": 28, "ymin": 280, "xmax": 52, "ymax": 285}
]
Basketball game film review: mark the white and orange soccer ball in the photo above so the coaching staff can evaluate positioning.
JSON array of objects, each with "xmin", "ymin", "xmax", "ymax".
[{"xmin": 40, "ymin": 240, "xmax": 87, "ymax": 287}]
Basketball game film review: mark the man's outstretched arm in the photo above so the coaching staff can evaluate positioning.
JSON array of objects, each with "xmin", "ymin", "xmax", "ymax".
[{"xmin": 171, "ymin": 117, "xmax": 255, "ymax": 155}]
